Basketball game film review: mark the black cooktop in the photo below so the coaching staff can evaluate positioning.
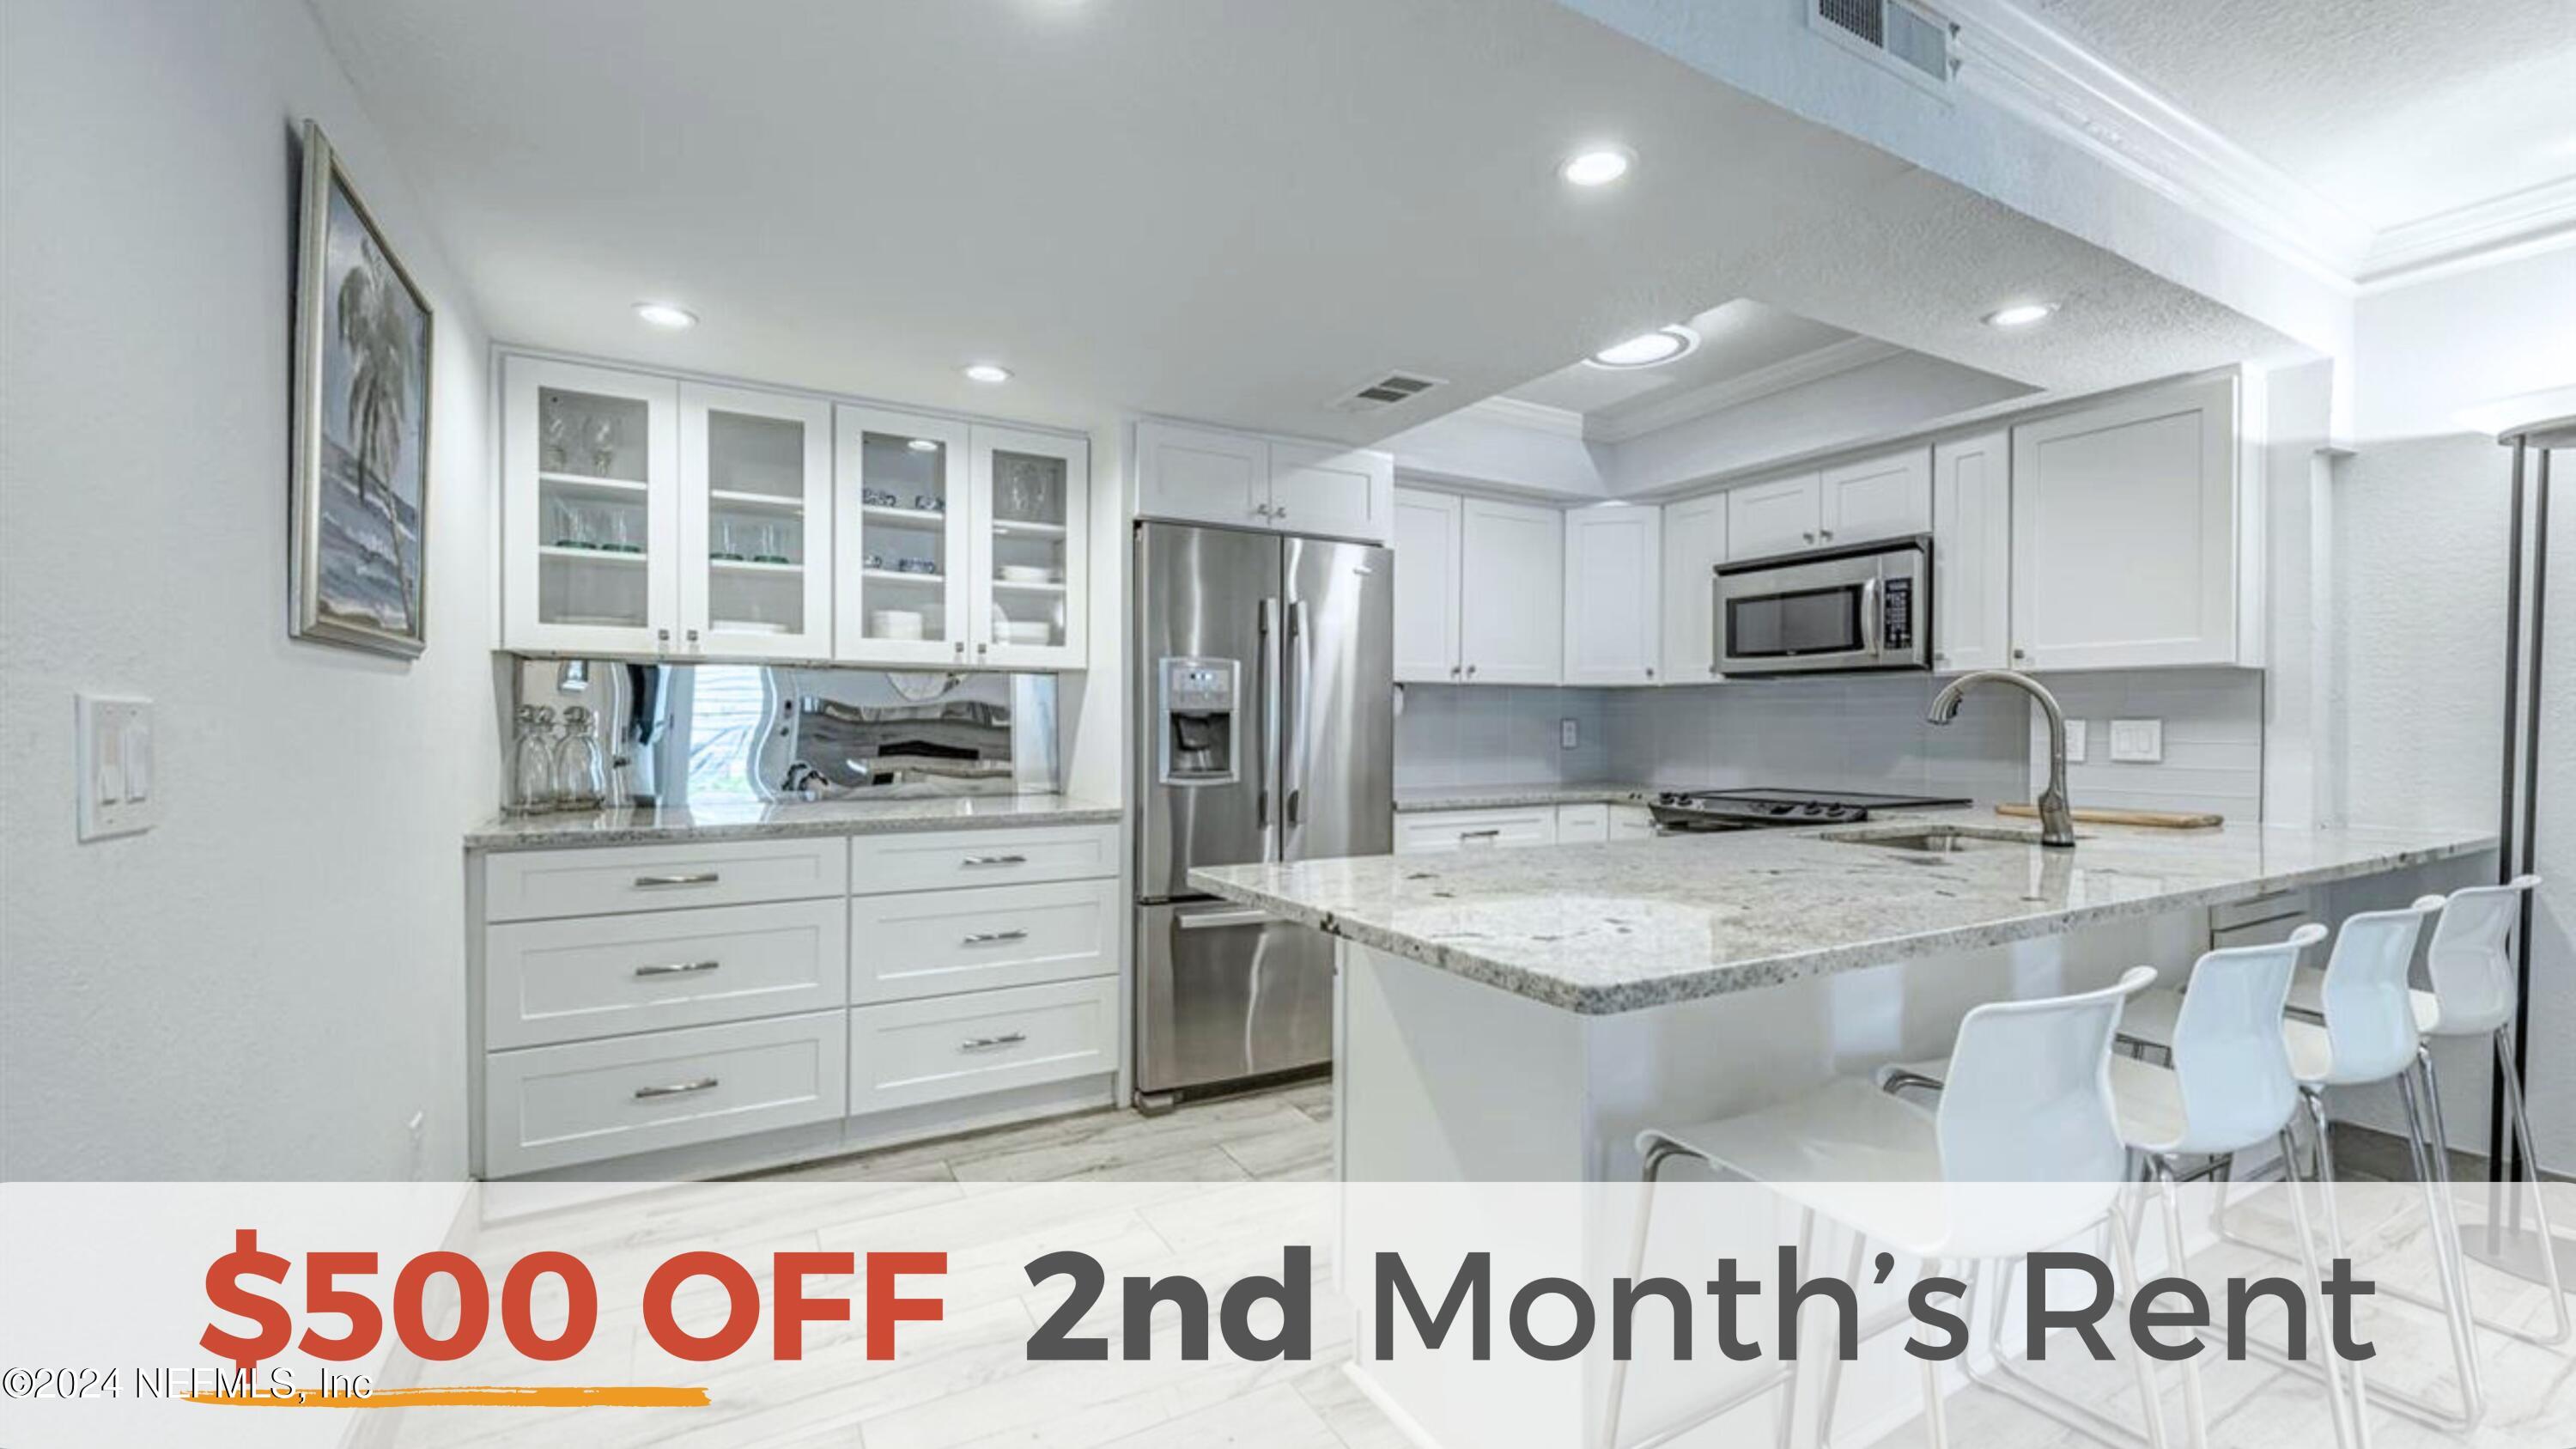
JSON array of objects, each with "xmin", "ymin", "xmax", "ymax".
[{"xmin": 1649, "ymin": 787, "xmax": 1971, "ymax": 832}]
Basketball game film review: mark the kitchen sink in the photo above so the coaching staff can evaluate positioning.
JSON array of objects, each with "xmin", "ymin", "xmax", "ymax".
[{"xmin": 1820, "ymin": 825, "xmax": 2055, "ymax": 854}]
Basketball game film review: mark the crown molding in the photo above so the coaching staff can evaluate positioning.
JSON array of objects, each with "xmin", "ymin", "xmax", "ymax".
[
  {"xmin": 2359, "ymin": 174, "xmax": 2576, "ymax": 292},
  {"xmin": 1586, "ymin": 337, "xmax": 1905, "ymax": 443},
  {"xmin": 1455, "ymin": 395, "xmax": 1589, "ymax": 439},
  {"xmin": 1943, "ymin": 0, "xmax": 2375, "ymax": 292}
]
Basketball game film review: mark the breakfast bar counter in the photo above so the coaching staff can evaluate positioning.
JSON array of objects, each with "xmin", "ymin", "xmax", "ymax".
[{"xmin": 1192, "ymin": 818, "xmax": 2494, "ymax": 1181}]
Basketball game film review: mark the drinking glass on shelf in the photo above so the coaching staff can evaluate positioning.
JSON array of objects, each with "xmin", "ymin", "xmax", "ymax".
[
  {"xmin": 554, "ymin": 706, "xmax": 607, "ymax": 811},
  {"xmin": 509, "ymin": 706, "xmax": 557, "ymax": 813},
  {"xmin": 542, "ymin": 409, "xmax": 570, "ymax": 471},
  {"xmin": 586, "ymin": 416, "xmax": 617, "ymax": 474},
  {"xmin": 609, "ymin": 507, "xmax": 635, "ymax": 553}
]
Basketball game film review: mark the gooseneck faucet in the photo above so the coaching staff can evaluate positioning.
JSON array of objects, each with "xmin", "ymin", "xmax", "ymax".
[{"xmin": 1928, "ymin": 669, "xmax": 2075, "ymax": 848}]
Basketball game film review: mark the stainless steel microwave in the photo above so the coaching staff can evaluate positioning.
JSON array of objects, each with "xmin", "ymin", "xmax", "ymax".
[{"xmin": 1714, "ymin": 535, "xmax": 1931, "ymax": 676}]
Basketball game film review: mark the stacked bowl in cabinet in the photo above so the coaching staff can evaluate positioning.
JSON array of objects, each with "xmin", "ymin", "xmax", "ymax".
[{"xmin": 475, "ymin": 822, "xmax": 1118, "ymax": 1178}]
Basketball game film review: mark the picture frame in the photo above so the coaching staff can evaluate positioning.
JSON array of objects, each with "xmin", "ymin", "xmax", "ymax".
[{"xmin": 290, "ymin": 119, "xmax": 434, "ymax": 657}]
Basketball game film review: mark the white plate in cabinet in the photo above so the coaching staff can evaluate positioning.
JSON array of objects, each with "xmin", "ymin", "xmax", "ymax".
[
  {"xmin": 848, "ymin": 977, "xmax": 1118, "ymax": 1114},
  {"xmin": 484, "ymin": 1010, "xmax": 847, "ymax": 1177},
  {"xmin": 484, "ymin": 898, "xmax": 848, "ymax": 1050},
  {"xmin": 1554, "ymin": 802, "xmax": 1609, "ymax": 843},
  {"xmin": 848, "ymin": 824, "xmax": 1117, "ymax": 895},
  {"xmin": 484, "ymin": 837, "xmax": 850, "ymax": 923},
  {"xmin": 851, "ymin": 879, "xmax": 1119, "ymax": 1004},
  {"xmin": 1394, "ymin": 807, "xmax": 1557, "ymax": 855}
]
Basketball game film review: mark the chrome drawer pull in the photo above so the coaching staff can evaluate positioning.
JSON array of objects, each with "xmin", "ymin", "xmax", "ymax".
[
  {"xmin": 963, "ymin": 930, "xmax": 1030, "ymax": 946},
  {"xmin": 1459, "ymin": 828, "xmax": 1503, "ymax": 840},
  {"xmin": 633, "ymin": 1077, "xmax": 719, "ymax": 1099},
  {"xmin": 958, "ymin": 1032, "xmax": 1028, "ymax": 1052},
  {"xmin": 633, "ymin": 872, "xmax": 720, "ymax": 888},
  {"xmin": 634, "ymin": 959, "xmax": 720, "ymax": 977},
  {"xmin": 960, "ymin": 854, "xmax": 1029, "ymax": 868}
]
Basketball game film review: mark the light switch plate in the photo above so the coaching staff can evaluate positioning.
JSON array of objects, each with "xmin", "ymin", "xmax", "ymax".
[
  {"xmin": 76, "ymin": 693, "xmax": 157, "ymax": 841},
  {"xmin": 2063, "ymin": 719, "xmax": 2087, "ymax": 763},
  {"xmin": 2111, "ymin": 717, "xmax": 2165, "ymax": 764}
]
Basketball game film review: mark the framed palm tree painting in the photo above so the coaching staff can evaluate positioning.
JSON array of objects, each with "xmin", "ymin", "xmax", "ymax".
[{"xmin": 291, "ymin": 119, "xmax": 433, "ymax": 656}]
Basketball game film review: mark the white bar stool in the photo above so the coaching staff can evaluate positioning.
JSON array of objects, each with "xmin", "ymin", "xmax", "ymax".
[
  {"xmin": 1601, "ymin": 966, "xmax": 2166, "ymax": 1449},
  {"xmin": 2117, "ymin": 895, "xmax": 2473, "ymax": 1431},
  {"xmin": 1881, "ymin": 926, "xmax": 2356, "ymax": 1449},
  {"xmin": 2287, "ymin": 875, "xmax": 2567, "ymax": 1348}
]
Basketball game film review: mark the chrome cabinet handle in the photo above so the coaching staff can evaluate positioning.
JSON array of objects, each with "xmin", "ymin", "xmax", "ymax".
[
  {"xmin": 954, "ymin": 641, "xmax": 965, "ymax": 656},
  {"xmin": 1819, "ymin": 528, "xmax": 1834, "ymax": 542},
  {"xmin": 1449, "ymin": 665, "xmax": 1460, "ymax": 677},
  {"xmin": 1176, "ymin": 906, "xmax": 1271, "ymax": 932},
  {"xmin": 686, "ymin": 628, "xmax": 700, "ymax": 645},
  {"xmin": 961, "ymin": 854, "xmax": 1028, "ymax": 867},
  {"xmin": 1460, "ymin": 828, "xmax": 1503, "ymax": 840},
  {"xmin": 1645, "ymin": 667, "xmax": 1656, "ymax": 679},
  {"xmin": 656, "ymin": 628, "xmax": 671, "ymax": 644},
  {"xmin": 2013, "ymin": 648, "xmax": 2029, "ymax": 661},
  {"xmin": 1273, "ymin": 505, "xmax": 1287, "ymax": 520},
  {"xmin": 633, "ymin": 872, "xmax": 720, "ymax": 888},
  {"xmin": 1464, "ymin": 663, "xmax": 1478, "ymax": 678},
  {"xmin": 634, "ymin": 959, "xmax": 720, "ymax": 977},
  {"xmin": 633, "ymin": 1077, "xmax": 718, "ymax": 1099},
  {"xmin": 959, "ymin": 1032, "xmax": 1027, "ymax": 1052},
  {"xmin": 963, "ymin": 929, "xmax": 1029, "ymax": 946},
  {"xmin": 1802, "ymin": 531, "xmax": 1817, "ymax": 544}
]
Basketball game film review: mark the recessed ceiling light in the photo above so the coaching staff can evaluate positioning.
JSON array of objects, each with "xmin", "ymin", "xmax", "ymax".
[
  {"xmin": 906, "ymin": 437, "xmax": 939, "ymax": 453},
  {"xmin": 963, "ymin": 362, "xmax": 1012, "ymax": 384},
  {"xmin": 633, "ymin": 301, "xmax": 697, "ymax": 329},
  {"xmin": 1583, "ymin": 324, "xmax": 1699, "ymax": 370},
  {"xmin": 1984, "ymin": 302, "xmax": 2056, "ymax": 329},
  {"xmin": 1559, "ymin": 146, "xmax": 1635, "ymax": 187}
]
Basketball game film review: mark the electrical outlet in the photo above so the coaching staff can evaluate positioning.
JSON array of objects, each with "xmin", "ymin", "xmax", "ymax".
[
  {"xmin": 76, "ymin": 693, "xmax": 157, "ymax": 841},
  {"xmin": 1560, "ymin": 718, "xmax": 1580, "ymax": 750},
  {"xmin": 2111, "ymin": 717, "xmax": 2165, "ymax": 764}
]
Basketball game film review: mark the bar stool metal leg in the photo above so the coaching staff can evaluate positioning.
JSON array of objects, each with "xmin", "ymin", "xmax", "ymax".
[
  {"xmin": 2476, "ymin": 1027, "xmax": 2574, "ymax": 1344},
  {"xmin": 2397, "ymin": 1064, "xmax": 2485, "ymax": 1422}
]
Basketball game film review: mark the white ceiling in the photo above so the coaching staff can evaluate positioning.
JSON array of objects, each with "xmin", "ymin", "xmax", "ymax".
[
  {"xmin": 2031, "ymin": 0, "xmax": 2576, "ymax": 232},
  {"xmin": 312, "ymin": 0, "xmax": 2297, "ymax": 444},
  {"xmin": 1500, "ymin": 299, "xmax": 1854, "ymax": 418}
]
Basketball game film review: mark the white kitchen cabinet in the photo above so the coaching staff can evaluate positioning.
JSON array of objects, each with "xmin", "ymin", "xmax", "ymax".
[
  {"xmin": 1395, "ymin": 807, "xmax": 1558, "ymax": 854},
  {"xmin": 2011, "ymin": 375, "xmax": 2244, "ymax": 670},
  {"xmin": 680, "ymin": 382, "xmax": 834, "ymax": 661},
  {"xmin": 1931, "ymin": 430, "xmax": 2011, "ymax": 673},
  {"xmin": 1725, "ymin": 472, "xmax": 1823, "ymax": 560},
  {"xmin": 970, "ymin": 427, "xmax": 1089, "ymax": 669},
  {"xmin": 1660, "ymin": 494, "xmax": 1727, "ymax": 682},
  {"xmin": 1820, "ymin": 447, "xmax": 1931, "ymax": 545},
  {"xmin": 836, "ymin": 405, "xmax": 974, "ymax": 667},
  {"xmin": 1608, "ymin": 804, "xmax": 1656, "ymax": 841},
  {"xmin": 502, "ymin": 356, "xmax": 682, "ymax": 654},
  {"xmin": 1554, "ymin": 802, "xmax": 1609, "ymax": 844},
  {"xmin": 1269, "ymin": 440, "xmax": 1394, "ymax": 543},
  {"xmin": 1133, "ymin": 420, "xmax": 1271, "ymax": 529},
  {"xmin": 1563, "ymin": 505, "xmax": 1662, "ymax": 685},
  {"xmin": 1393, "ymin": 489, "xmax": 1462, "ymax": 682},
  {"xmin": 1457, "ymin": 496, "xmax": 1564, "ymax": 685}
]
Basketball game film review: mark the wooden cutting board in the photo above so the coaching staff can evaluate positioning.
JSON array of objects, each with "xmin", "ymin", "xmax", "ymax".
[{"xmin": 1996, "ymin": 803, "xmax": 2224, "ymax": 829}]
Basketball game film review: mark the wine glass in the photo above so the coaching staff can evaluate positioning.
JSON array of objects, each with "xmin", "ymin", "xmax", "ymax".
[
  {"xmin": 542, "ymin": 408, "xmax": 570, "ymax": 470},
  {"xmin": 586, "ymin": 416, "xmax": 618, "ymax": 474}
]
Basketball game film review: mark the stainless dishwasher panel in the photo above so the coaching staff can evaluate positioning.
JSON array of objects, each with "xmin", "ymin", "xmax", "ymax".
[{"xmin": 1134, "ymin": 901, "xmax": 1334, "ymax": 1095}]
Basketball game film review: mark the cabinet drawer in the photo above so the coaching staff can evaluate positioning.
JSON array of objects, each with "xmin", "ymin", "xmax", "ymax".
[
  {"xmin": 848, "ymin": 824, "xmax": 1117, "ymax": 895},
  {"xmin": 1554, "ymin": 803, "xmax": 1609, "ymax": 843},
  {"xmin": 1609, "ymin": 804, "xmax": 1656, "ymax": 841},
  {"xmin": 485, "ymin": 898, "xmax": 848, "ymax": 1050},
  {"xmin": 1394, "ymin": 807, "xmax": 1558, "ymax": 855},
  {"xmin": 849, "ymin": 977, "xmax": 1118, "ymax": 1114},
  {"xmin": 484, "ymin": 1011, "xmax": 847, "ymax": 1176},
  {"xmin": 852, "ymin": 879, "xmax": 1118, "ymax": 1004},
  {"xmin": 484, "ymin": 837, "xmax": 848, "ymax": 922}
]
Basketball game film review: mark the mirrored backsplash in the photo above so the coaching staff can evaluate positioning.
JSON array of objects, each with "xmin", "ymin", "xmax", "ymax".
[{"xmin": 504, "ymin": 657, "xmax": 1057, "ymax": 813}]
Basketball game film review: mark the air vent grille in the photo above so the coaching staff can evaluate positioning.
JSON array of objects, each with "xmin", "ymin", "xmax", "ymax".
[
  {"xmin": 1810, "ymin": 0, "xmax": 1954, "ymax": 92},
  {"xmin": 1328, "ymin": 371, "xmax": 1448, "ymax": 414}
]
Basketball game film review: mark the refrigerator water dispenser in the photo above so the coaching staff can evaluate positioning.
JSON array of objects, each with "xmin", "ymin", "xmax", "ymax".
[{"xmin": 1157, "ymin": 656, "xmax": 1239, "ymax": 785}]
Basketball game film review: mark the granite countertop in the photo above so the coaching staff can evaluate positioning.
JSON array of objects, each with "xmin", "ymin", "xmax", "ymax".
[
  {"xmin": 1190, "ymin": 818, "xmax": 2494, "ymax": 1015},
  {"xmin": 1394, "ymin": 783, "xmax": 1657, "ymax": 813},
  {"xmin": 466, "ymin": 793, "xmax": 1121, "ymax": 852}
]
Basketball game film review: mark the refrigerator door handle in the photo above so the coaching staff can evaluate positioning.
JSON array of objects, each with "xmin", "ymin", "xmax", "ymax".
[
  {"xmin": 1285, "ymin": 599, "xmax": 1309, "ymax": 830},
  {"xmin": 1257, "ymin": 597, "xmax": 1280, "ymax": 861}
]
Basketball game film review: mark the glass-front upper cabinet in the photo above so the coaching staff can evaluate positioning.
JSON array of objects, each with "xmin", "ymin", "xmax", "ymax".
[
  {"xmin": 501, "ymin": 356, "xmax": 680, "ymax": 654},
  {"xmin": 834, "ymin": 405, "xmax": 973, "ymax": 667},
  {"xmin": 680, "ymin": 382, "xmax": 832, "ymax": 661},
  {"xmin": 969, "ymin": 427, "xmax": 1088, "ymax": 669}
]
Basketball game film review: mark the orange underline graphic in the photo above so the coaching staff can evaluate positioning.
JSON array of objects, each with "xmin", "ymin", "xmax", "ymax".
[{"xmin": 186, "ymin": 1385, "xmax": 709, "ymax": 1409}]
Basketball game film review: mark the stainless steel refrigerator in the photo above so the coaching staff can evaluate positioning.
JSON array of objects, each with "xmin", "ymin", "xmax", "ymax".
[{"xmin": 1131, "ymin": 521, "xmax": 1393, "ymax": 1108}]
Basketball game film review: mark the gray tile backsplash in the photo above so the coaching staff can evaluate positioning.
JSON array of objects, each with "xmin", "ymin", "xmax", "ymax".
[{"xmin": 1396, "ymin": 668, "xmax": 2266, "ymax": 820}]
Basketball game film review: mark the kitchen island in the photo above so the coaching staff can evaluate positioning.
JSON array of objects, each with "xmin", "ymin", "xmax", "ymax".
[{"xmin": 1191, "ymin": 816, "xmax": 2494, "ymax": 1180}]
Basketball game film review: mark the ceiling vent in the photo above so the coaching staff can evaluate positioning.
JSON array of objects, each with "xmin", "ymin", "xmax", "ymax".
[
  {"xmin": 1328, "ymin": 370, "xmax": 1448, "ymax": 415},
  {"xmin": 1810, "ymin": 0, "xmax": 1956, "ymax": 95}
]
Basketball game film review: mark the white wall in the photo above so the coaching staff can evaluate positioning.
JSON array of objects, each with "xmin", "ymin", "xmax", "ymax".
[
  {"xmin": 2327, "ymin": 245, "xmax": 2576, "ymax": 1166},
  {"xmin": 1394, "ymin": 686, "xmax": 1613, "ymax": 791},
  {"xmin": 2023, "ymin": 669, "xmax": 2268, "ymax": 821},
  {"xmin": 1596, "ymin": 675, "xmax": 2027, "ymax": 803},
  {"xmin": 2, "ymin": 0, "xmax": 495, "ymax": 1178}
]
